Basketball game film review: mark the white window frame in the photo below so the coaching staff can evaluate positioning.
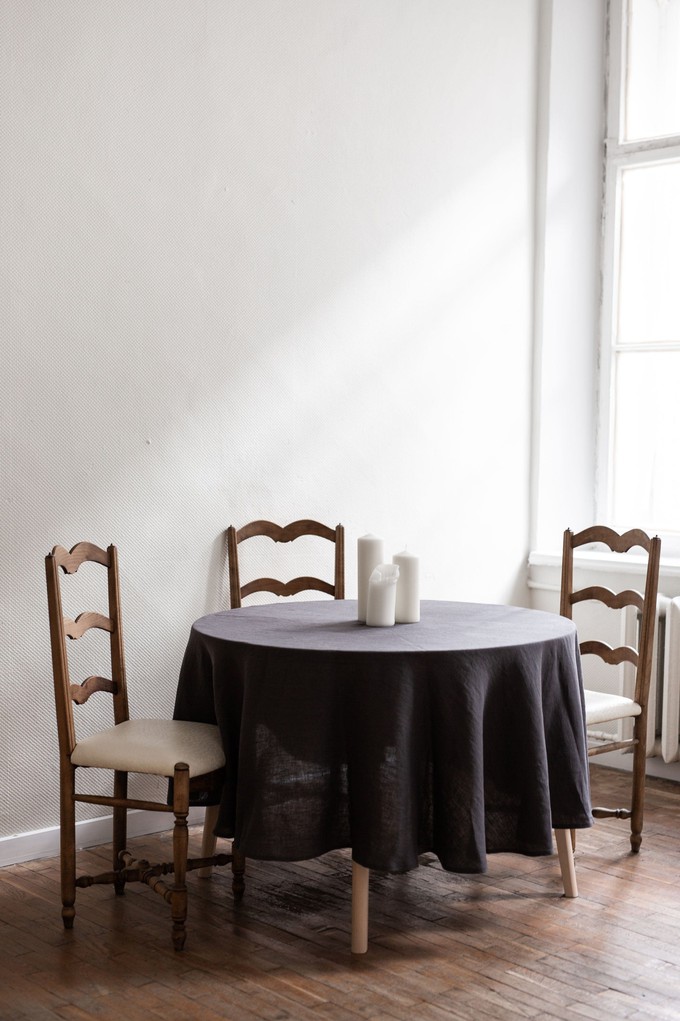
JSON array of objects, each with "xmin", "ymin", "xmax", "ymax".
[{"xmin": 598, "ymin": 0, "xmax": 680, "ymax": 551}]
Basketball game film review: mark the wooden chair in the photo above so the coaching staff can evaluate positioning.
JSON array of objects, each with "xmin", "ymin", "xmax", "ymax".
[
  {"xmin": 226, "ymin": 518, "xmax": 345, "ymax": 608},
  {"xmin": 45, "ymin": 541, "xmax": 244, "ymax": 950},
  {"xmin": 559, "ymin": 525, "xmax": 661, "ymax": 852},
  {"xmin": 199, "ymin": 520, "xmax": 345, "ymax": 868}
]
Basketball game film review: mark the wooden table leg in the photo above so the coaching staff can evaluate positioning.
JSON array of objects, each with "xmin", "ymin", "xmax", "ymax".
[
  {"xmin": 554, "ymin": 828, "xmax": 578, "ymax": 898},
  {"xmin": 351, "ymin": 860, "xmax": 369, "ymax": 954}
]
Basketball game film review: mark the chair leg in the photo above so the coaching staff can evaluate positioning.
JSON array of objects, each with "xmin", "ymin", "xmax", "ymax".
[
  {"xmin": 197, "ymin": 803, "xmax": 220, "ymax": 878},
  {"xmin": 113, "ymin": 770, "xmax": 128, "ymax": 894},
  {"xmin": 630, "ymin": 721, "xmax": 647, "ymax": 853},
  {"xmin": 60, "ymin": 763, "xmax": 76, "ymax": 929},
  {"xmin": 232, "ymin": 846, "xmax": 246, "ymax": 903},
  {"xmin": 554, "ymin": 828, "xmax": 578, "ymax": 898},
  {"xmin": 171, "ymin": 763, "xmax": 190, "ymax": 951}
]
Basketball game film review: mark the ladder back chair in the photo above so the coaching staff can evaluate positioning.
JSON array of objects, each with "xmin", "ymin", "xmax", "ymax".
[
  {"xmin": 201, "ymin": 520, "xmax": 345, "ymax": 868},
  {"xmin": 45, "ymin": 541, "xmax": 244, "ymax": 950},
  {"xmin": 227, "ymin": 519, "xmax": 345, "ymax": 608},
  {"xmin": 559, "ymin": 525, "xmax": 661, "ymax": 852}
]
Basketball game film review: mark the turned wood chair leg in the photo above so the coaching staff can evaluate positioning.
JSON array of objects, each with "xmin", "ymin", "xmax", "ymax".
[
  {"xmin": 171, "ymin": 763, "xmax": 190, "ymax": 951},
  {"xmin": 60, "ymin": 764, "xmax": 76, "ymax": 930},
  {"xmin": 630, "ymin": 722, "xmax": 647, "ymax": 854},
  {"xmin": 197, "ymin": 803, "xmax": 220, "ymax": 878},
  {"xmin": 555, "ymin": 828, "xmax": 578, "ymax": 898},
  {"xmin": 112, "ymin": 770, "xmax": 128, "ymax": 894}
]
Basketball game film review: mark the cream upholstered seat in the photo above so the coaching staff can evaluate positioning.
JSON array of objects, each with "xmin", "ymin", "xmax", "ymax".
[
  {"xmin": 582, "ymin": 690, "xmax": 641, "ymax": 727},
  {"xmin": 560, "ymin": 525, "xmax": 661, "ymax": 853},
  {"xmin": 71, "ymin": 719, "xmax": 225, "ymax": 775},
  {"xmin": 45, "ymin": 541, "xmax": 243, "ymax": 950}
]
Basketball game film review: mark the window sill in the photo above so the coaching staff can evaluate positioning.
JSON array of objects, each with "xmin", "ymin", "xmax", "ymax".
[{"xmin": 529, "ymin": 549, "xmax": 680, "ymax": 578}]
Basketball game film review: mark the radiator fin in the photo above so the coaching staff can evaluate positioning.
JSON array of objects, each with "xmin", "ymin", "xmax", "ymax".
[{"xmin": 661, "ymin": 597, "xmax": 680, "ymax": 763}]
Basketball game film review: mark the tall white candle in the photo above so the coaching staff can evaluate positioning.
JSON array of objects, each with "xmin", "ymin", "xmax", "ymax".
[
  {"xmin": 366, "ymin": 564, "xmax": 400, "ymax": 627},
  {"xmin": 357, "ymin": 533, "xmax": 385, "ymax": 622},
  {"xmin": 393, "ymin": 549, "xmax": 420, "ymax": 623}
]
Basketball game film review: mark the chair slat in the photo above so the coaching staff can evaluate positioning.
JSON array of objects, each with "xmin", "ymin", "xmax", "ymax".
[
  {"xmin": 237, "ymin": 519, "xmax": 337, "ymax": 543},
  {"xmin": 64, "ymin": 612, "xmax": 114, "ymax": 639},
  {"xmin": 70, "ymin": 675, "xmax": 118, "ymax": 704},
  {"xmin": 570, "ymin": 525, "xmax": 653, "ymax": 555},
  {"xmin": 241, "ymin": 576, "xmax": 336, "ymax": 599},
  {"xmin": 579, "ymin": 640, "xmax": 638, "ymax": 667},
  {"xmin": 52, "ymin": 542, "xmax": 110, "ymax": 574},
  {"xmin": 571, "ymin": 586, "xmax": 644, "ymax": 612}
]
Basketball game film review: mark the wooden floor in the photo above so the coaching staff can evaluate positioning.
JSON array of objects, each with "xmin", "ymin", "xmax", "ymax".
[{"xmin": 2, "ymin": 765, "xmax": 680, "ymax": 1021}]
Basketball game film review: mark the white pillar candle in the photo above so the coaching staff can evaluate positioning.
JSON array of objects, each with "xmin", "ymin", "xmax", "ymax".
[
  {"xmin": 357, "ymin": 533, "xmax": 385, "ymax": 622},
  {"xmin": 393, "ymin": 549, "xmax": 420, "ymax": 623},
  {"xmin": 366, "ymin": 563, "xmax": 400, "ymax": 627}
]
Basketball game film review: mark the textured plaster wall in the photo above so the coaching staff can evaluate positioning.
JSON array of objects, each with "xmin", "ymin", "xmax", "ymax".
[{"xmin": 1, "ymin": 0, "xmax": 537, "ymax": 845}]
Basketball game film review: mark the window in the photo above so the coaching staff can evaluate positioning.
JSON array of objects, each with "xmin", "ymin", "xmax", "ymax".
[{"xmin": 599, "ymin": 0, "xmax": 680, "ymax": 545}]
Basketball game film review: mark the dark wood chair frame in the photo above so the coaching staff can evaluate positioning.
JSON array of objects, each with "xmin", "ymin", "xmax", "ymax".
[
  {"xmin": 226, "ymin": 519, "xmax": 345, "ymax": 608},
  {"xmin": 560, "ymin": 525, "xmax": 661, "ymax": 852},
  {"xmin": 199, "ymin": 520, "xmax": 345, "ymax": 873},
  {"xmin": 45, "ymin": 541, "xmax": 243, "ymax": 950}
]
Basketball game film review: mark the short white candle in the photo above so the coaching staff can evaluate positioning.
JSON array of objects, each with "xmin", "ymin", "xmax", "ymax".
[
  {"xmin": 366, "ymin": 563, "xmax": 400, "ymax": 627},
  {"xmin": 357, "ymin": 534, "xmax": 385, "ymax": 622},
  {"xmin": 393, "ymin": 549, "xmax": 420, "ymax": 623}
]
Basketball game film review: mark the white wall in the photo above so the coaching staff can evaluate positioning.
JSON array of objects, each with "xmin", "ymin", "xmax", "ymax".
[
  {"xmin": 531, "ymin": 0, "xmax": 606, "ymax": 555},
  {"xmin": 1, "ymin": 0, "xmax": 539, "ymax": 851}
]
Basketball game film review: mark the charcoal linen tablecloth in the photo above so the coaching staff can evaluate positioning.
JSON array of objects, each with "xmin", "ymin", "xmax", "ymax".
[{"xmin": 173, "ymin": 599, "xmax": 592, "ymax": 874}]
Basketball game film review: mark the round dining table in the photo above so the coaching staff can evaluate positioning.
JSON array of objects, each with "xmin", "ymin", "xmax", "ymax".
[{"xmin": 174, "ymin": 598, "xmax": 592, "ymax": 951}]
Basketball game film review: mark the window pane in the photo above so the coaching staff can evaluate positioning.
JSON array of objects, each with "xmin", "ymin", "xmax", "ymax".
[
  {"xmin": 618, "ymin": 161, "xmax": 680, "ymax": 343},
  {"xmin": 612, "ymin": 350, "xmax": 680, "ymax": 531},
  {"xmin": 625, "ymin": 0, "xmax": 680, "ymax": 141}
]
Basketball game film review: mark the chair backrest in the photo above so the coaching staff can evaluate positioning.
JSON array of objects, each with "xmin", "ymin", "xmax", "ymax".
[
  {"xmin": 45, "ymin": 542, "xmax": 129, "ymax": 760},
  {"xmin": 559, "ymin": 525, "xmax": 661, "ymax": 707},
  {"xmin": 227, "ymin": 519, "xmax": 345, "ymax": 608}
]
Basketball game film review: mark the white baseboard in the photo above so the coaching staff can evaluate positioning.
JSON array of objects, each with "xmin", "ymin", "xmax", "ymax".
[{"xmin": 0, "ymin": 806, "xmax": 207, "ymax": 869}]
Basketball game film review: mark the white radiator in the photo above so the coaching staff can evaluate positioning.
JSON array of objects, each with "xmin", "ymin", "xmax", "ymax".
[{"xmin": 622, "ymin": 596, "xmax": 680, "ymax": 763}]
